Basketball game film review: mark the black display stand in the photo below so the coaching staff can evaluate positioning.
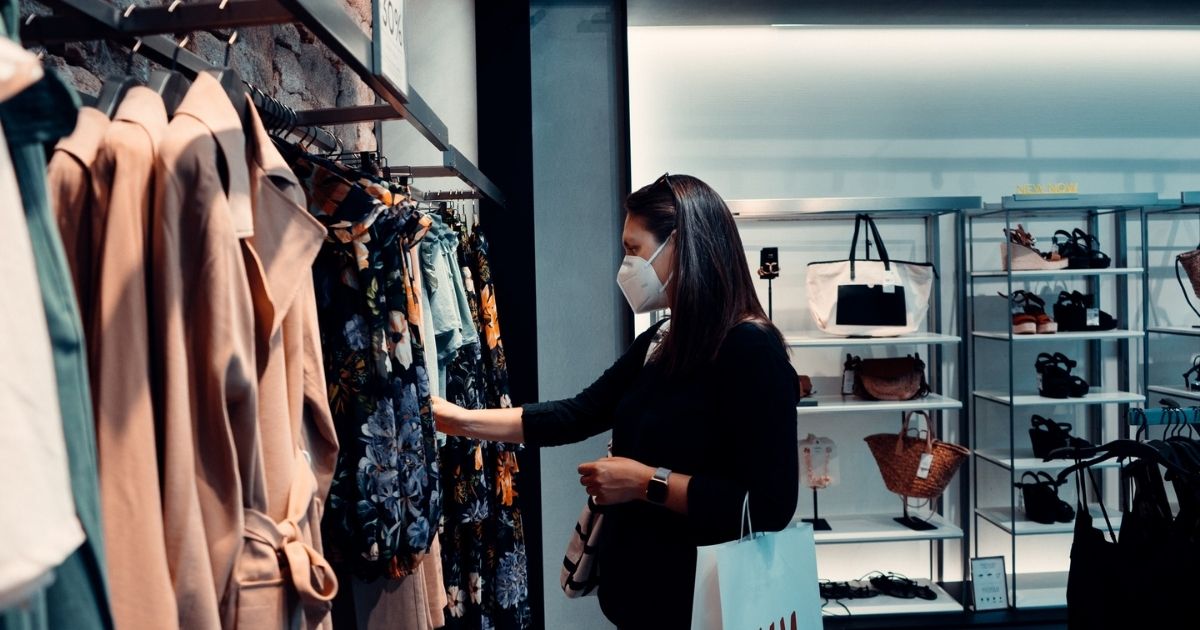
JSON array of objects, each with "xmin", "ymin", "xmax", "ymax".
[
  {"xmin": 894, "ymin": 501, "xmax": 937, "ymax": 531},
  {"xmin": 758, "ymin": 247, "xmax": 779, "ymax": 317},
  {"xmin": 802, "ymin": 488, "xmax": 832, "ymax": 531}
]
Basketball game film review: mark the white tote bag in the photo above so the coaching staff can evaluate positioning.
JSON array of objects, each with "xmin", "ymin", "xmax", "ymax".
[
  {"xmin": 690, "ymin": 495, "xmax": 822, "ymax": 630},
  {"xmin": 806, "ymin": 214, "xmax": 935, "ymax": 337}
]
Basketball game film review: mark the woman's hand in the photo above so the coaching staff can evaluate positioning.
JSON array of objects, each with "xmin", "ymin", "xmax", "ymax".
[
  {"xmin": 432, "ymin": 396, "xmax": 466, "ymax": 435},
  {"xmin": 578, "ymin": 457, "xmax": 655, "ymax": 506}
]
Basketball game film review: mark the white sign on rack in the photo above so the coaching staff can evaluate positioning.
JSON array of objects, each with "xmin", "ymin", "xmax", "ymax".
[{"xmin": 373, "ymin": 0, "xmax": 408, "ymax": 98}]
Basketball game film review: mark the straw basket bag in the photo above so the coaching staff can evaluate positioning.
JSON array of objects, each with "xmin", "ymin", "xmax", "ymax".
[
  {"xmin": 864, "ymin": 411, "xmax": 969, "ymax": 500},
  {"xmin": 1176, "ymin": 248, "xmax": 1200, "ymax": 319}
]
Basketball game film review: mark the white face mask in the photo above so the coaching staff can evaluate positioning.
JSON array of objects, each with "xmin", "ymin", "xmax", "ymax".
[{"xmin": 617, "ymin": 235, "xmax": 672, "ymax": 313}]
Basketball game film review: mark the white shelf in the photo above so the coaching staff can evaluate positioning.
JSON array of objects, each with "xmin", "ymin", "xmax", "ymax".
[
  {"xmin": 976, "ymin": 506, "xmax": 1121, "ymax": 536},
  {"xmin": 798, "ymin": 513, "xmax": 963, "ymax": 545},
  {"xmin": 971, "ymin": 267, "xmax": 1143, "ymax": 279},
  {"xmin": 786, "ymin": 332, "xmax": 960, "ymax": 348},
  {"xmin": 1013, "ymin": 571, "xmax": 1069, "ymax": 609},
  {"xmin": 972, "ymin": 329, "xmax": 1142, "ymax": 342},
  {"xmin": 821, "ymin": 580, "xmax": 964, "ymax": 616},
  {"xmin": 973, "ymin": 390, "xmax": 1145, "ymax": 407},
  {"xmin": 1147, "ymin": 385, "xmax": 1200, "ymax": 401},
  {"xmin": 975, "ymin": 449, "xmax": 1122, "ymax": 472},
  {"xmin": 1148, "ymin": 325, "xmax": 1200, "ymax": 337},
  {"xmin": 797, "ymin": 393, "xmax": 961, "ymax": 415}
]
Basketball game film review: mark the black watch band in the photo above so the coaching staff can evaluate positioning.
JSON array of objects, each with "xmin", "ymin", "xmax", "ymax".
[{"xmin": 646, "ymin": 467, "xmax": 671, "ymax": 504}]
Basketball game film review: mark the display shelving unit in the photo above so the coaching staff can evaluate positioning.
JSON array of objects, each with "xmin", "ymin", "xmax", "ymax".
[
  {"xmin": 730, "ymin": 196, "xmax": 979, "ymax": 617},
  {"xmin": 964, "ymin": 193, "xmax": 1154, "ymax": 609},
  {"xmin": 1142, "ymin": 193, "xmax": 1200, "ymax": 406}
]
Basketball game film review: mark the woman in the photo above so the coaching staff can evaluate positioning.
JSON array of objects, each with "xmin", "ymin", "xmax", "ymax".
[{"xmin": 433, "ymin": 174, "xmax": 799, "ymax": 628}]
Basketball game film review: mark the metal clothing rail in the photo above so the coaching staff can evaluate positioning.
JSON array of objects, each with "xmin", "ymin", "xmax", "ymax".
[{"xmin": 23, "ymin": 0, "xmax": 508, "ymax": 208}]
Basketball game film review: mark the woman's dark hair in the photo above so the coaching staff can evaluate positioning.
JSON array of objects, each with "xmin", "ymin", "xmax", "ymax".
[{"xmin": 625, "ymin": 173, "xmax": 786, "ymax": 376}]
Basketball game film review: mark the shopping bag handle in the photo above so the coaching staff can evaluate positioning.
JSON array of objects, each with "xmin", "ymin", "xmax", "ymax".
[
  {"xmin": 849, "ymin": 214, "xmax": 892, "ymax": 280},
  {"xmin": 740, "ymin": 492, "xmax": 756, "ymax": 541}
]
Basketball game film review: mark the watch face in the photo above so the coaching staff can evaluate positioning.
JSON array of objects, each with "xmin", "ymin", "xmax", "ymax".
[{"xmin": 647, "ymin": 480, "xmax": 667, "ymax": 504}]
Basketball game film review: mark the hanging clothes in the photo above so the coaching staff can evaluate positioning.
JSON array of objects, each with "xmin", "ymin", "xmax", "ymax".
[
  {"xmin": 285, "ymin": 149, "xmax": 442, "ymax": 582},
  {"xmin": 0, "ymin": 42, "xmax": 83, "ymax": 613},
  {"xmin": 0, "ymin": 3, "xmax": 113, "ymax": 626},
  {"xmin": 435, "ymin": 211, "xmax": 531, "ymax": 630},
  {"xmin": 1067, "ymin": 452, "xmax": 1200, "ymax": 629},
  {"xmin": 420, "ymin": 212, "xmax": 479, "ymax": 392},
  {"xmin": 240, "ymin": 97, "xmax": 340, "ymax": 630},
  {"xmin": 73, "ymin": 88, "xmax": 180, "ymax": 630},
  {"xmin": 151, "ymin": 72, "xmax": 340, "ymax": 630}
]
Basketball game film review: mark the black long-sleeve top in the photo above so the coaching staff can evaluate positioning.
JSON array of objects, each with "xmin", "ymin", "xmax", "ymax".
[{"xmin": 522, "ymin": 319, "xmax": 800, "ymax": 629}]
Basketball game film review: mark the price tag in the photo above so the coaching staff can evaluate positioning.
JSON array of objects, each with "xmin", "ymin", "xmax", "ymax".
[
  {"xmin": 882, "ymin": 283, "xmax": 896, "ymax": 294},
  {"xmin": 916, "ymin": 453, "xmax": 934, "ymax": 479},
  {"xmin": 1087, "ymin": 307, "xmax": 1100, "ymax": 327},
  {"xmin": 842, "ymin": 369, "xmax": 856, "ymax": 395}
]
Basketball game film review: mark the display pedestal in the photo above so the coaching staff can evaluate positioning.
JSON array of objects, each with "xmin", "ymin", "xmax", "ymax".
[
  {"xmin": 894, "ymin": 502, "xmax": 936, "ymax": 531},
  {"xmin": 801, "ymin": 488, "xmax": 832, "ymax": 531}
]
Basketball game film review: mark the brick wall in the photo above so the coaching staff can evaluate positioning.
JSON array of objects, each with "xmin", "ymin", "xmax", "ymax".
[{"xmin": 24, "ymin": 0, "xmax": 376, "ymax": 151}]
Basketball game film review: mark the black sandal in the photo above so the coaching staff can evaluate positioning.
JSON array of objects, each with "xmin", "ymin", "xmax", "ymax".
[
  {"xmin": 1029, "ymin": 415, "xmax": 1091, "ymax": 459},
  {"xmin": 1035, "ymin": 352, "xmax": 1090, "ymax": 398},
  {"xmin": 1053, "ymin": 291, "xmax": 1117, "ymax": 332},
  {"xmin": 868, "ymin": 573, "xmax": 937, "ymax": 600},
  {"xmin": 1053, "ymin": 228, "xmax": 1111, "ymax": 269},
  {"xmin": 1184, "ymin": 357, "xmax": 1200, "ymax": 392},
  {"xmin": 820, "ymin": 580, "xmax": 877, "ymax": 600},
  {"xmin": 1015, "ymin": 472, "xmax": 1075, "ymax": 524}
]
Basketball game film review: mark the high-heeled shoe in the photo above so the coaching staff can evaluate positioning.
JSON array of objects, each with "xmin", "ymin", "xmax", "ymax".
[
  {"xmin": 1029, "ymin": 415, "xmax": 1091, "ymax": 459},
  {"xmin": 1001, "ymin": 225, "xmax": 1069, "ymax": 271},
  {"xmin": 1053, "ymin": 291, "xmax": 1117, "ymax": 332},
  {"xmin": 1052, "ymin": 228, "xmax": 1111, "ymax": 269},
  {"xmin": 1004, "ymin": 290, "xmax": 1057, "ymax": 334},
  {"xmin": 1015, "ymin": 472, "xmax": 1075, "ymax": 524},
  {"xmin": 1035, "ymin": 352, "xmax": 1089, "ymax": 398}
]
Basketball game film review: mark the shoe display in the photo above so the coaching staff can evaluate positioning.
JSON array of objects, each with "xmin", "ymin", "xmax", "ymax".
[
  {"xmin": 1052, "ymin": 228, "xmax": 1111, "ymax": 269},
  {"xmin": 1001, "ymin": 225, "xmax": 1069, "ymax": 271},
  {"xmin": 1015, "ymin": 472, "xmax": 1075, "ymax": 524},
  {"xmin": 1029, "ymin": 415, "xmax": 1091, "ymax": 459},
  {"xmin": 1184, "ymin": 357, "xmax": 1200, "ymax": 392},
  {"xmin": 1035, "ymin": 352, "xmax": 1089, "ymax": 398},
  {"xmin": 1004, "ymin": 290, "xmax": 1057, "ymax": 334},
  {"xmin": 819, "ymin": 580, "xmax": 876, "ymax": 600},
  {"xmin": 1053, "ymin": 291, "xmax": 1118, "ymax": 332},
  {"xmin": 867, "ymin": 573, "xmax": 937, "ymax": 600}
]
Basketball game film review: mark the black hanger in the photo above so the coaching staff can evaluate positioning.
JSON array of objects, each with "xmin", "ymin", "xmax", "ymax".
[
  {"xmin": 148, "ymin": 68, "xmax": 190, "ymax": 117},
  {"xmin": 205, "ymin": 30, "xmax": 249, "ymax": 127},
  {"xmin": 1053, "ymin": 439, "xmax": 1196, "ymax": 484},
  {"xmin": 96, "ymin": 39, "xmax": 142, "ymax": 118}
]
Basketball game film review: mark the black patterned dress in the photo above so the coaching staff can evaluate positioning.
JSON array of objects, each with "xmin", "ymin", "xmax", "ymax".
[{"xmin": 287, "ymin": 151, "xmax": 441, "ymax": 581}]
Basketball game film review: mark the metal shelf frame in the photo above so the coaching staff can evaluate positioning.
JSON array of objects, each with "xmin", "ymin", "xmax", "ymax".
[
  {"xmin": 738, "ymin": 196, "xmax": 978, "ymax": 606},
  {"xmin": 964, "ymin": 194, "xmax": 1153, "ymax": 608},
  {"xmin": 1141, "ymin": 192, "xmax": 1200, "ymax": 411},
  {"xmin": 23, "ymin": 0, "xmax": 507, "ymax": 207}
]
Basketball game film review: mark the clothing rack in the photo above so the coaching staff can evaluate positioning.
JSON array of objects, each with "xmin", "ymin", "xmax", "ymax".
[
  {"xmin": 1129, "ymin": 406, "xmax": 1200, "ymax": 427},
  {"xmin": 247, "ymin": 82, "xmax": 341, "ymax": 153},
  {"xmin": 21, "ymin": 0, "xmax": 507, "ymax": 207}
]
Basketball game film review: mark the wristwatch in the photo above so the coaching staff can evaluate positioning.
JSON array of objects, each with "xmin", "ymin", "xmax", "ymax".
[{"xmin": 646, "ymin": 467, "xmax": 671, "ymax": 504}]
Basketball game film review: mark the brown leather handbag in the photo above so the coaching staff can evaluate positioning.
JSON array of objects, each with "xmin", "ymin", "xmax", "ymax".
[{"xmin": 845, "ymin": 353, "xmax": 930, "ymax": 401}]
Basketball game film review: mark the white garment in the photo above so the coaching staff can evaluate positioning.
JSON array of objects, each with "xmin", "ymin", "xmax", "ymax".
[
  {"xmin": 0, "ymin": 120, "xmax": 84, "ymax": 607},
  {"xmin": 0, "ymin": 38, "xmax": 42, "ymax": 104}
]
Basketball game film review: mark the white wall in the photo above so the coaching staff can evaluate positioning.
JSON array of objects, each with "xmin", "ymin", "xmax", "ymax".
[
  {"xmin": 383, "ymin": 0, "xmax": 478, "ymax": 191},
  {"xmin": 629, "ymin": 26, "xmax": 1200, "ymax": 200}
]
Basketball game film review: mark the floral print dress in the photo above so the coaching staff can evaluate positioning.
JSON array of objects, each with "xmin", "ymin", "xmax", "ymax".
[
  {"xmin": 286, "ymin": 150, "xmax": 441, "ymax": 581},
  {"xmin": 437, "ymin": 211, "xmax": 531, "ymax": 630}
]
